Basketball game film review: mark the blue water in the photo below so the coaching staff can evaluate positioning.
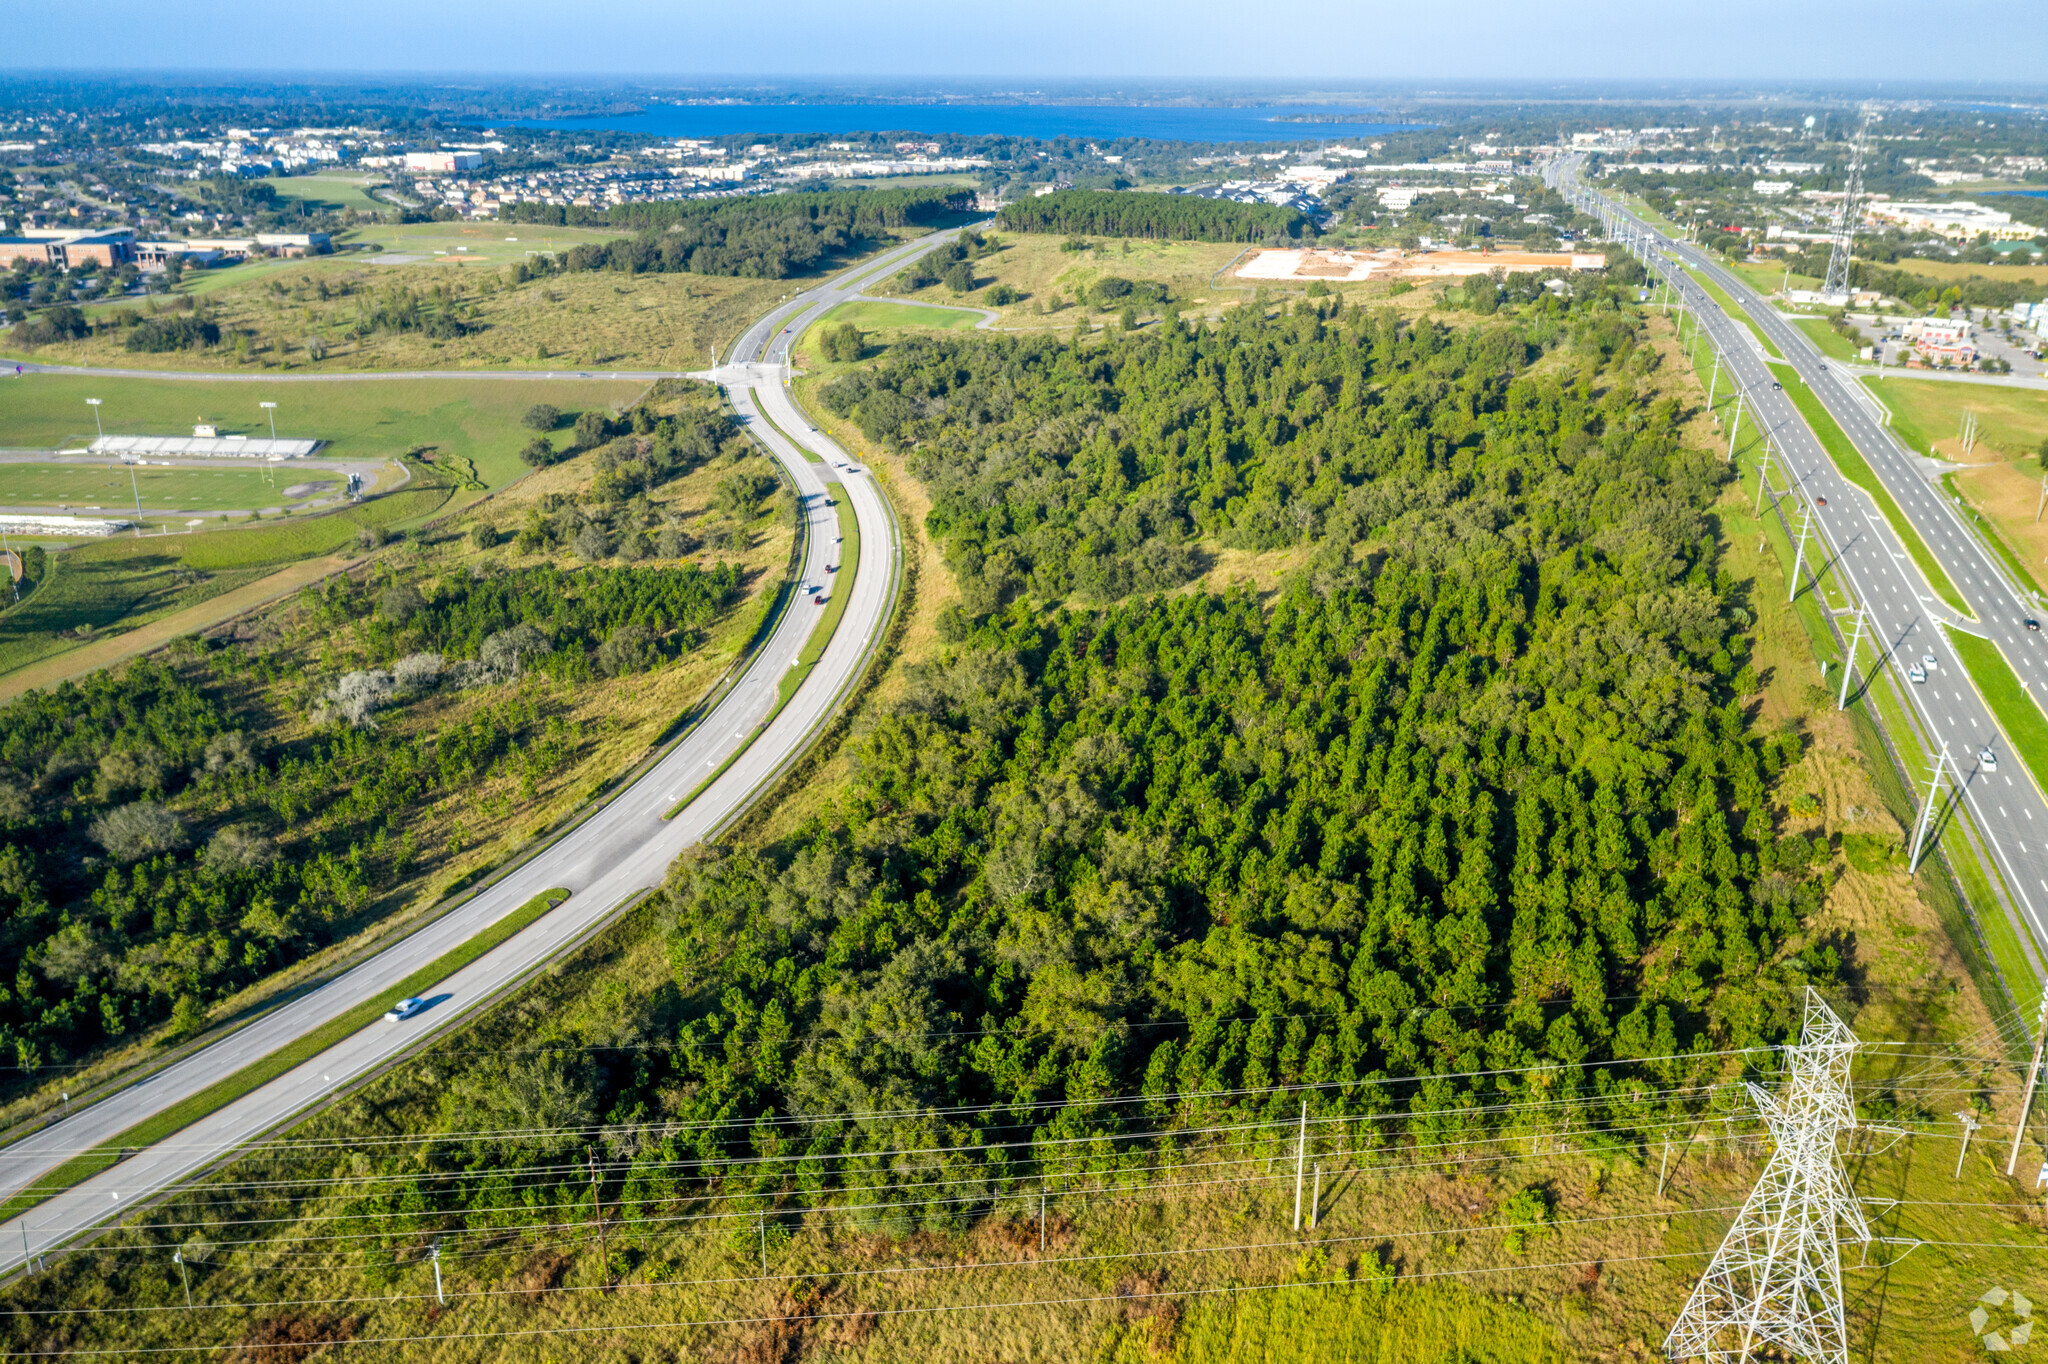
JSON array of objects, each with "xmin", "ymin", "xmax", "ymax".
[
  {"xmin": 488, "ymin": 104, "xmax": 1427, "ymax": 144},
  {"xmin": 1989, "ymin": 189, "xmax": 2048, "ymax": 199}
]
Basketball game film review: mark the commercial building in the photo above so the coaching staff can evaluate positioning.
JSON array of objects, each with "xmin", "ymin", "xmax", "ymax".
[
  {"xmin": 1863, "ymin": 201, "xmax": 2037, "ymax": 243},
  {"xmin": 404, "ymin": 151, "xmax": 483, "ymax": 173},
  {"xmin": 0, "ymin": 229, "xmax": 137, "ymax": 269},
  {"xmin": 1903, "ymin": 316, "xmax": 1977, "ymax": 365}
]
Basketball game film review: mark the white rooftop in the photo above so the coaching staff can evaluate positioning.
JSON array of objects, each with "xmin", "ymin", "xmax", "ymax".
[{"xmin": 89, "ymin": 435, "xmax": 321, "ymax": 459}]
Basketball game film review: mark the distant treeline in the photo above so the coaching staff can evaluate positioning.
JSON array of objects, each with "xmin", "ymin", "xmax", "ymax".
[
  {"xmin": 996, "ymin": 189, "xmax": 1310, "ymax": 242},
  {"xmin": 500, "ymin": 188, "xmax": 970, "ymax": 279}
]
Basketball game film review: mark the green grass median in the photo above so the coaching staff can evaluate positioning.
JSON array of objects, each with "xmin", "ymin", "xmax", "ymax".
[
  {"xmin": 0, "ymin": 888, "xmax": 570, "ymax": 1225},
  {"xmin": 1686, "ymin": 265, "xmax": 1784, "ymax": 359},
  {"xmin": 1772, "ymin": 362, "xmax": 1970, "ymax": 617},
  {"xmin": 1950, "ymin": 631, "xmax": 2048, "ymax": 799},
  {"xmin": 665, "ymin": 494, "xmax": 862, "ymax": 820}
]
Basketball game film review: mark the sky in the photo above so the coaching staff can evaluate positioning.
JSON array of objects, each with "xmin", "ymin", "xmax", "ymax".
[{"xmin": 6, "ymin": 0, "xmax": 2046, "ymax": 84}]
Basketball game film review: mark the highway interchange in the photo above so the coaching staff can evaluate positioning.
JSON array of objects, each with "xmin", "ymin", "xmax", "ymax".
[
  {"xmin": 1550, "ymin": 156, "xmax": 2048, "ymax": 971},
  {"xmin": 0, "ymin": 225, "xmax": 970, "ymax": 1269}
]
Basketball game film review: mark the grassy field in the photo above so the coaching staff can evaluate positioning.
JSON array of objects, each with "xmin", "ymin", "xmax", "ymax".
[
  {"xmin": 1949, "ymin": 630, "xmax": 2048, "ymax": 798},
  {"xmin": 0, "ymin": 482, "xmax": 447, "ymax": 676},
  {"xmin": 1873, "ymin": 374, "xmax": 2048, "ymax": 465},
  {"xmin": 1871, "ymin": 256, "xmax": 2048, "ymax": 287},
  {"xmin": 870, "ymin": 232, "xmax": 1251, "ymax": 330},
  {"xmin": 349, "ymin": 220, "xmax": 640, "ymax": 265},
  {"xmin": 3, "ymin": 250, "xmax": 793, "ymax": 375},
  {"xmin": 818, "ymin": 299, "xmax": 987, "ymax": 332},
  {"xmin": 1, "ymin": 372, "xmax": 644, "ymax": 490},
  {"xmin": 0, "ymin": 463, "xmax": 339, "ymax": 513},
  {"xmin": 1771, "ymin": 361, "xmax": 1970, "ymax": 615},
  {"xmin": 260, "ymin": 174, "xmax": 393, "ymax": 217}
]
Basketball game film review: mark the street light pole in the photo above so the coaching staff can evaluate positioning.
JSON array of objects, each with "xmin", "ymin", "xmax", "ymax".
[
  {"xmin": 260, "ymin": 401, "xmax": 278, "ymax": 440},
  {"xmin": 86, "ymin": 397, "xmax": 103, "ymax": 442}
]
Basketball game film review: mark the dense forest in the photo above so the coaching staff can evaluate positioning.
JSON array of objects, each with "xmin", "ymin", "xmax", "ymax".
[
  {"xmin": 501, "ymin": 187, "xmax": 970, "ymax": 278},
  {"xmin": 319, "ymin": 275, "xmax": 1834, "ymax": 1253},
  {"xmin": 997, "ymin": 189, "xmax": 1311, "ymax": 242},
  {"xmin": 0, "ymin": 391, "xmax": 760, "ymax": 1079}
]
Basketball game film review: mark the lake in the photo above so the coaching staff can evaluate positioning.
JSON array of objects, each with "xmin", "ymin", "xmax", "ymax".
[{"xmin": 489, "ymin": 104, "xmax": 1429, "ymax": 144}]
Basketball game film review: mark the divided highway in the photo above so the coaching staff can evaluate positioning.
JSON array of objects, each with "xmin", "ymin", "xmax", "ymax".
[
  {"xmin": 1555, "ymin": 159, "xmax": 2048, "ymax": 965},
  {"xmin": 0, "ymin": 226, "xmax": 965, "ymax": 1269}
]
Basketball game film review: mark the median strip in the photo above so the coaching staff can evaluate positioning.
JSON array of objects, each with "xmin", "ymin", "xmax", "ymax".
[
  {"xmin": 0, "ymin": 888, "xmax": 569, "ymax": 1225},
  {"xmin": 666, "ymin": 495, "xmax": 862, "ymax": 820},
  {"xmin": 1949, "ymin": 631, "xmax": 2048, "ymax": 803},
  {"xmin": 1686, "ymin": 265, "xmax": 1783, "ymax": 360},
  {"xmin": 1770, "ymin": 362, "xmax": 1971, "ymax": 618}
]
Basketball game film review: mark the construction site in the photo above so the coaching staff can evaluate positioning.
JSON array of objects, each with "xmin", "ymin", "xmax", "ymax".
[{"xmin": 1235, "ymin": 245, "xmax": 1610, "ymax": 283}]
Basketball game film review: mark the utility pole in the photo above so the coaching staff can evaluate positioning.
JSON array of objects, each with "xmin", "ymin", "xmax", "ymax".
[
  {"xmin": 1039, "ymin": 1184, "xmax": 1047, "ymax": 1254},
  {"xmin": 174, "ymin": 1249, "xmax": 191, "ymax": 1309},
  {"xmin": 1954, "ymin": 1111, "xmax": 1982, "ymax": 1179},
  {"xmin": 1292, "ymin": 1100, "xmax": 1308, "ymax": 1233},
  {"xmin": 1838, "ymin": 607, "xmax": 1866, "ymax": 709},
  {"xmin": 2006, "ymin": 990, "xmax": 2048, "ymax": 1177},
  {"xmin": 1309, "ymin": 1163, "xmax": 1322, "ymax": 1231},
  {"xmin": 1657, "ymin": 1137, "xmax": 1675, "ymax": 1197},
  {"xmin": 1753, "ymin": 435, "xmax": 1772, "ymax": 516},
  {"xmin": 759, "ymin": 1210, "xmax": 767, "ymax": 1277},
  {"xmin": 431, "ymin": 1243, "xmax": 445, "ymax": 1306},
  {"xmin": 1728, "ymin": 392, "xmax": 1747, "ymax": 466},
  {"xmin": 1788, "ymin": 503, "xmax": 1813, "ymax": 603},
  {"xmin": 1706, "ymin": 348, "xmax": 1722, "ymax": 420},
  {"xmin": 1908, "ymin": 743, "xmax": 1953, "ymax": 873},
  {"xmin": 587, "ymin": 1148, "xmax": 610, "ymax": 1293},
  {"xmin": 2036, "ymin": 472, "xmax": 2047, "ymax": 525}
]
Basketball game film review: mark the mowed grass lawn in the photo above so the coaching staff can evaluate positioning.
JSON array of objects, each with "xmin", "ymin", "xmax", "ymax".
[
  {"xmin": 1793, "ymin": 317, "xmax": 1860, "ymax": 361},
  {"xmin": 1950, "ymin": 630, "xmax": 2048, "ymax": 797},
  {"xmin": 0, "ymin": 464, "xmax": 337, "ymax": 513},
  {"xmin": 1, "ymin": 373, "xmax": 647, "ymax": 489},
  {"xmin": 349, "ymin": 220, "xmax": 639, "ymax": 265},
  {"xmin": 1872, "ymin": 374, "xmax": 2048, "ymax": 464},
  {"xmin": 260, "ymin": 174, "xmax": 393, "ymax": 217}
]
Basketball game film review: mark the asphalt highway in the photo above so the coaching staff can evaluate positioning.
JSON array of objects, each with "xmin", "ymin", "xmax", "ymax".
[
  {"xmin": 1554, "ymin": 159, "xmax": 2048, "ymax": 966},
  {"xmin": 0, "ymin": 225, "xmax": 965, "ymax": 1268}
]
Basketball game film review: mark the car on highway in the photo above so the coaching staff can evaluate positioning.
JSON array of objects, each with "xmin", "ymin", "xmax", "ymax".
[
  {"xmin": 1908, "ymin": 665, "xmax": 1926, "ymax": 683},
  {"xmin": 1982, "ymin": 749, "xmax": 2000, "ymax": 772},
  {"xmin": 1815, "ymin": 496, "xmax": 1827, "ymax": 507},
  {"xmin": 383, "ymin": 997, "xmax": 425, "ymax": 1023},
  {"xmin": 2029, "ymin": 619, "xmax": 2041, "ymax": 633},
  {"xmin": 1922, "ymin": 654, "xmax": 1937, "ymax": 669},
  {"xmin": 1771, "ymin": 381, "xmax": 1783, "ymax": 390},
  {"xmin": 815, "ymin": 594, "xmax": 829, "ymax": 607}
]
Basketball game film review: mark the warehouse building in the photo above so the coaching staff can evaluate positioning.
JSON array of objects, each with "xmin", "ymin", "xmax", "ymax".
[{"xmin": 0, "ymin": 229, "xmax": 137, "ymax": 269}]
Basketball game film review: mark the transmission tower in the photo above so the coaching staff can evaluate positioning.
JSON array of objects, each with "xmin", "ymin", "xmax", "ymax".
[
  {"xmin": 1666, "ymin": 989, "xmax": 1872, "ymax": 1364},
  {"xmin": 1822, "ymin": 111, "xmax": 1875, "ymax": 304}
]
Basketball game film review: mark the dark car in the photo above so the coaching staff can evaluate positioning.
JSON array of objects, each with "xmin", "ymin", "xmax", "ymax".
[
  {"xmin": 2029, "ymin": 619, "xmax": 2041, "ymax": 633},
  {"xmin": 1771, "ymin": 381, "xmax": 1783, "ymax": 390},
  {"xmin": 1815, "ymin": 496, "xmax": 1827, "ymax": 507}
]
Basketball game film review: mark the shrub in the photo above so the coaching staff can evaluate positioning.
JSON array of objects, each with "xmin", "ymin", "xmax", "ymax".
[
  {"xmin": 520, "ymin": 436, "xmax": 558, "ymax": 469},
  {"xmin": 90, "ymin": 800, "xmax": 190, "ymax": 862},
  {"xmin": 393, "ymin": 651, "xmax": 443, "ymax": 692},
  {"xmin": 523, "ymin": 404, "xmax": 560, "ymax": 431},
  {"xmin": 942, "ymin": 261, "xmax": 976, "ymax": 294},
  {"xmin": 10, "ymin": 305, "xmax": 89, "ymax": 347},
  {"xmin": 468, "ymin": 523, "xmax": 498, "ymax": 551},
  {"xmin": 126, "ymin": 314, "xmax": 221, "ymax": 352},
  {"xmin": 203, "ymin": 731, "xmax": 261, "ymax": 775},
  {"xmin": 572, "ymin": 410, "xmax": 611, "ymax": 450},
  {"xmin": 595, "ymin": 623, "xmax": 656, "ymax": 677},
  {"xmin": 1089, "ymin": 276, "xmax": 1134, "ymax": 307},
  {"xmin": 204, "ymin": 824, "xmax": 275, "ymax": 870},
  {"xmin": 986, "ymin": 283, "xmax": 1021, "ymax": 306},
  {"xmin": 573, "ymin": 522, "xmax": 612, "ymax": 561}
]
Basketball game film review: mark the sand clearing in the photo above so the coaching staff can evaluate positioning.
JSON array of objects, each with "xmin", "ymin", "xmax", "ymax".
[{"xmin": 1236, "ymin": 247, "xmax": 1607, "ymax": 283}]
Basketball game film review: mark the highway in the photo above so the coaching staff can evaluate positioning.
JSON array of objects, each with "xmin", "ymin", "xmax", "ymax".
[
  {"xmin": 1553, "ymin": 158, "xmax": 2048, "ymax": 968},
  {"xmin": 0, "ymin": 225, "xmax": 964, "ymax": 1268}
]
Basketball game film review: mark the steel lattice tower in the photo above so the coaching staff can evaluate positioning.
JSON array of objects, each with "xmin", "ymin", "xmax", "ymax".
[
  {"xmin": 1822, "ymin": 113, "xmax": 1874, "ymax": 303},
  {"xmin": 1666, "ymin": 989, "xmax": 1872, "ymax": 1364}
]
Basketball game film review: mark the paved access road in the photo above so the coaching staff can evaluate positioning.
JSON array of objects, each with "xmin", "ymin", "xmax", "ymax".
[
  {"xmin": 0, "ymin": 225, "xmax": 967, "ymax": 1268},
  {"xmin": 1555, "ymin": 159, "xmax": 2048, "ymax": 964}
]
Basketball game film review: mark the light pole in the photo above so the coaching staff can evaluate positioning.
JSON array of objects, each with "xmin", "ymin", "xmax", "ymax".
[
  {"xmin": 86, "ymin": 397, "xmax": 103, "ymax": 443},
  {"xmin": 259, "ymin": 401, "xmax": 278, "ymax": 440}
]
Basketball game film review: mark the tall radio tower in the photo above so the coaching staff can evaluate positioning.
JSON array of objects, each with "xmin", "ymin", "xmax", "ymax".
[
  {"xmin": 1666, "ymin": 989, "xmax": 1872, "ymax": 1364},
  {"xmin": 1822, "ymin": 111, "xmax": 1876, "ymax": 304}
]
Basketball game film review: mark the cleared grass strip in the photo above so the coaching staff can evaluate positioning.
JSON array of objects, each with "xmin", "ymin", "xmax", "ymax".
[
  {"xmin": 1937, "ymin": 471, "xmax": 2048, "ymax": 598},
  {"xmin": 1772, "ymin": 362, "xmax": 1971, "ymax": 617},
  {"xmin": 0, "ymin": 888, "xmax": 570, "ymax": 1224}
]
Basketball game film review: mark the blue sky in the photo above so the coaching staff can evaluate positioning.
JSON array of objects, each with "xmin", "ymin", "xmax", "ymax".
[{"xmin": 7, "ymin": 0, "xmax": 2046, "ymax": 83}]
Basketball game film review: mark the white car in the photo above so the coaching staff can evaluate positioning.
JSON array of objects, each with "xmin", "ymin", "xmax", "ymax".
[
  {"xmin": 383, "ymin": 997, "xmax": 425, "ymax": 1023},
  {"xmin": 1982, "ymin": 749, "xmax": 1999, "ymax": 772},
  {"xmin": 1908, "ymin": 665, "xmax": 1926, "ymax": 683},
  {"xmin": 1922, "ymin": 654, "xmax": 1937, "ymax": 669}
]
